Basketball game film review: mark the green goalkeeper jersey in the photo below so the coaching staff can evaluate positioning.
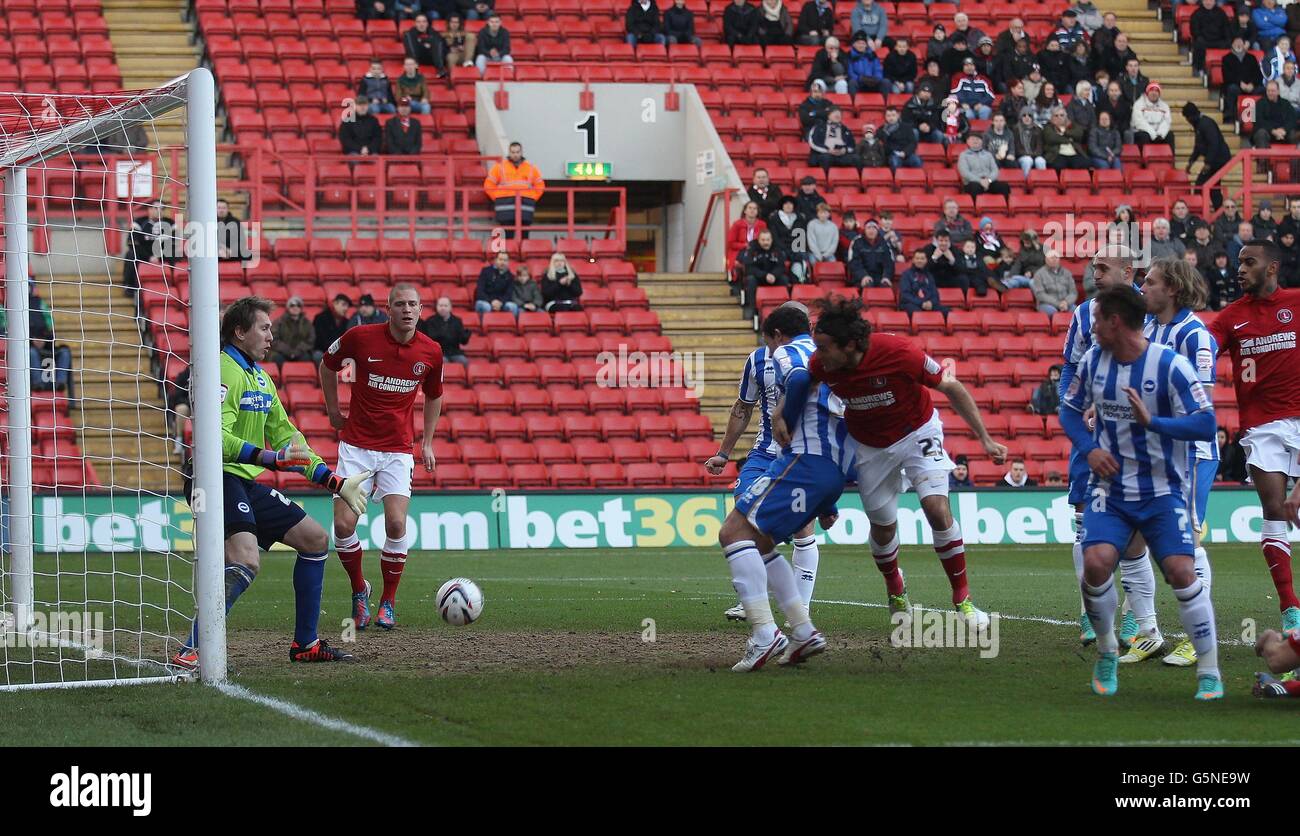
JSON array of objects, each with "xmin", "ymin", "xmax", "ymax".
[{"xmin": 220, "ymin": 344, "xmax": 324, "ymax": 481}]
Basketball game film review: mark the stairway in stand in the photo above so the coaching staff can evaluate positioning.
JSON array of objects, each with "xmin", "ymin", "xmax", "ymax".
[
  {"xmin": 639, "ymin": 272, "xmax": 759, "ymax": 458},
  {"xmin": 1111, "ymin": 0, "xmax": 1243, "ymax": 195}
]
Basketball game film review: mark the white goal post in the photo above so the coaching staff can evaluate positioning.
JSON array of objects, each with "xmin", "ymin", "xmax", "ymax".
[{"xmin": 0, "ymin": 68, "xmax": 225, "ymax": 690}]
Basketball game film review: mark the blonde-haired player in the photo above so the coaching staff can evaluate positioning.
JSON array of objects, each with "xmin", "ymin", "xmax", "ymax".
[
  {"xmin": 1137, "ymin": 256, "xmax": 1219, "ymax": 665},
  {"xmin": 320, "ymin": 283, "xmax": 444, "ymax": 630}
]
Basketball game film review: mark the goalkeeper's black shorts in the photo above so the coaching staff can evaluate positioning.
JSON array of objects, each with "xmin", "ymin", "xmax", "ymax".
[{"xmin": 222, "ymin": 473, "xmax": 308, "ymax": 551}]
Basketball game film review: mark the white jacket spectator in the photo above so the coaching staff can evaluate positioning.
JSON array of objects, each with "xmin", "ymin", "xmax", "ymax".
[{"xmin": 1131, "ymin": 85, "xmax": 1172, "ymax": 139}]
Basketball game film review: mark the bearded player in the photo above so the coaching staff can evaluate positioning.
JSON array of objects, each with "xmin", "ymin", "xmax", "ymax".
[
  {"xmin": 808, "ymin": 295, "xmax": 1005, "ymax": 629},
  {"xmin": 1062, "ymin": 244, "xmax": 1156, "ymax": 648},
  {"xmin": 173, "ymin": 297, "xmax": 370, "ymax": 669},
  {"xmin": 1206, "ymin": 240, "xmax": 1300, "ymax": 636},
  {"xmin": 320, "ymin": 283, "xmax": 444, "ymax": 631},
  {"xmin": 1139, "ymin": 257, "xmax": 1219, "ymax": 667},
  {"xmin": 706, "ymin": 302, "xmax": 822, "ymax": 622}
]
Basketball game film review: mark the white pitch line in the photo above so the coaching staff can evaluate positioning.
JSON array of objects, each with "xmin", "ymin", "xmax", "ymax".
[{"xmin": 216, "ymin": 683, "xmax": 420, "ymax": 748}]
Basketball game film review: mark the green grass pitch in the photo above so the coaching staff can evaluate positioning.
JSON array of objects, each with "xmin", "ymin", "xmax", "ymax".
[{"xmin": 1, "ymin": 543, "xmax": 1298, "ymax": 746}]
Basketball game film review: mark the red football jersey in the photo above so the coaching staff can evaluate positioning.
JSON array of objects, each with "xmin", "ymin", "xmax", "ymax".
[
  {"xmin": 1208, "ymin": 287, "xmax": 1300, "ymax": 432},
  {"xmin": 809, "ymin": 332, "xmax": 944, "ymax": 448},
  {"xmin": 321, "ymin": 323, "xmax": 444, "ymax": 452}
]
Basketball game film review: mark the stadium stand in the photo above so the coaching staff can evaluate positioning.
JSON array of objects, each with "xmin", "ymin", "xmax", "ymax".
[{"xmin": 3, "ymin": 0, "xmax": 1277, "ymax": 490}]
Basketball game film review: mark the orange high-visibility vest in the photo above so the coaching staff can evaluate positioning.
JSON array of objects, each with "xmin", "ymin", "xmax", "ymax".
[{"xmin": 484, "ymin": 158, "xmax": 546, "ymax": 201}]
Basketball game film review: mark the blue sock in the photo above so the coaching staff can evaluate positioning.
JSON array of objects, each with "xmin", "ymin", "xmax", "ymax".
[
  {"xmin": 186, "ymin": 564, "xmax": 254, "ymax": 650},
  {"xmin": 293, "ymin": 551, "xmax": 328, "ymax": 647}
]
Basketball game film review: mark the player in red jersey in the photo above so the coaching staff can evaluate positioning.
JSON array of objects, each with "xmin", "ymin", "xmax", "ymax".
[
  {"xmin": 320, "ymin": 283, "xmax": 444, "ymax": 631},
  {"xmin": 808, "ymin": 295, "xmax": 1008, "ymax": 629},
  {"xmin": 1207, "ymin": 240, "xmax": 1300, "ymax": 636}
]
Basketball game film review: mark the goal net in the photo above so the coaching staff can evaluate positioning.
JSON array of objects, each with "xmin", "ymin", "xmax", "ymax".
[{"xmin": 0, "ymin": 69, "xmax": 226, "ymax": 690}]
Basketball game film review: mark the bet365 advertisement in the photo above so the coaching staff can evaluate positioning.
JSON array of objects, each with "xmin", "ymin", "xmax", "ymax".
[{"xmin": 5, "ymin": 488, "xmax": 1289, "ymax": 553}]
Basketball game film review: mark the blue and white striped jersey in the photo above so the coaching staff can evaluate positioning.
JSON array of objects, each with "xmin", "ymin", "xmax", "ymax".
[
  {"xmin": 737, "ymin": 345, "xmax": 781, "ymax": 457},
  {"xmin": 771, "ymin": 335, "xmax": 857, "ymax": 471},
  {"xmin": 1062, "ymin": 296, "xmax": 1098, "ymax": 367},
  {"xmin": 1061, "ymin": 342, "xmax": 1214, "ymax": 502},
  {"xmin": 1143, "ymin": 308, "xmax": 1219, "ymax": 462}
]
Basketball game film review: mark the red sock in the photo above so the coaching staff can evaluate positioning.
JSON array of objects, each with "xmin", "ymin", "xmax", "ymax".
[
  {"xmin": 1284, "ymin": 680, "xmax": 1300, "ymax": 697},
  {"xmin": 380, "ymin": 550, "xmax": 407, "ymax": 605},
  {"xmin": 1262, "ymin": 537, "xmax": 1300, "ymax": 612},
  {"xmin": 337, "ymin": 542, "xmax": 366, "ymax": 594},
  {"xmin": 871, "ymin": 537, "xmax": 906, "ymax": 597},
  {"xmin": 934, "ymin": 525, "xmax": 970, "ymax": 605}
]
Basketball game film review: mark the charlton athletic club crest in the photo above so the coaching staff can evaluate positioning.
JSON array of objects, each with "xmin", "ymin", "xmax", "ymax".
[
  {"xmin": 871, "ymin": 376, "xmax": 887, "ymax": 388},
  {"xmin": 1279, "ymin": 309, "xmax": 1294, "ymax": 324},
  {"xmin": 413, "ymin": 361, "xmax": 428, "ymax": 376}
]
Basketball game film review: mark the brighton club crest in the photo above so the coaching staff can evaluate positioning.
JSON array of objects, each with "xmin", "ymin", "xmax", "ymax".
[{"xmin": 1279, "ymin": 309, "xmax": 1294, "ymax": 324}]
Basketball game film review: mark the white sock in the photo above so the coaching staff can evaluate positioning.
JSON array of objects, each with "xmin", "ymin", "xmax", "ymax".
[
  {"xmin": 1173, "ymin": 578, "xmax": 1220, "ymax": 680},
  {"xmin": 792, "ymin": 535, "xmax": 819, "ymax": 609},
  {"xmin": 724, "ymin": 540, "xmax": 775, "ymax": 643},
  {"xmin": 1193, "ymin": 545, "xmax": 1213, "ymax": 593},
  {"xmin": 1120, "ymin": 549, "xmax": 1159, "ymax": 635},
  {"xmin": 763, "ymin": 548, "xmax": 812, "ymax": 634},
  {"xmin": 1083, "ymin": 578, "xmax": 1120, "ymax": 655},
  {"xmin": 334, "ymin": 532, "xmax": 361, "ymax": 551}
]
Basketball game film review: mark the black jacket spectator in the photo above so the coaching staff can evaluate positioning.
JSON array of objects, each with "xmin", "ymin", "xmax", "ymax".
[
  {"xmin": 994, "ymin": 49, "xmax": 1036, "ymax": 92},
  {"xmin": 798, "ymin": 92, "xmax": 833, "ymax": 131},
  {"xmin": 419, "ymin": 312, "xmax": 471, "ymax": 358},
  {"xmin": 723, "ymin": 0, "xmax": 760, "ymax": 45},
  {"xmin": 881, "ymin": 118, "xmax": 918, "ymax": 157},
  {"xmin": 1191, "ymin": 2, "xmax": 1233, "ymax": 70},
  {"xmin": 923, "ymin": 240, "xmax": 961, "ymax": 286},
  {"xmin": 847, "ymin": 231, "xmax": 895, "ymax": 285},
  {"xmin": 748, "ymin": 181, "xmax": 785, "ymax": 218},
  {"xmin": 384, "ymin": 113, "xmax": 422, "ymax": 154},
  {"xmin": 903, "ymin": 93, "xmax": 942, "ymax": 136},
  {"xmin": 793, "ymin": 185, "xmax": 826, "ymax": 219},
  {"xmin": 542, "ymin": 270, "xmax": 584, "ymax": 311},
  {"xmin": 1187, "ymin": 106, "xmax": 1232, "ymax": 171},
  {"xmin": 626, "ymin": 0, "xmax": 664, "ymax": 43},
  {"xmin": 745, "ymin": 240, "xmax": 791, "ymax": 284},
  {"xmin": 313, "ymin": 303, "xmax": 350, "ymax": 355},
  {"xmin": 1118, "ymin": 69, "xmax": 1150, "ymax": 103},
  {"xmin": 663, "ymin": 2, "xmax": 697, "ymax": 43},
  {"xmin": 1097, "ymin": 90, "xmax": 1132, "ymax": 132},
  {"xmin": 805, "ymin": 46, "xmax": 849, "ymax": 92},
  {"xmin": 339, "ymin": 111, "xmax": 382, "ymax": 155},
  {"xmin": 796, "ymin": 0, "xmax": 835, "ymax": 44},
  {"xmin": 767, "ymin": 206, "xmax": 807, "ymax": 257},
  {"xmin": 1255, "ymin": 95, "xmax": 1297, "ymax": 141},
  {"xmin": 476, "ymin": 263, "xmax": 514, "ymax": 306},
  {"xmin": 883, "ymin": 48, "xmax": 919, "ymax": 88},
  {"xmin": 216, "ymin": 204, "xmax": 243, "ymax": 262},
  {"xmin": 1037, "ymin": 46, "xmax": 1071, "ymax": 90},
  {"xmin": 404, "ymin": 22, "xmax": 447, "ymax": 70},
  {"xmin": 1206, "ymin": 260, "xmax": 1241, "ymax": 308},
  {"xmin": 474, "ymin": 24, "xmax": 511, "ymax": 59}
]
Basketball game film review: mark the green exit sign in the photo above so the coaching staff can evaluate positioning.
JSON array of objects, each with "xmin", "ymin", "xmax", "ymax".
[{"xmin": 566, "ymin": 161, "xmax": 613, "ymax": 180}]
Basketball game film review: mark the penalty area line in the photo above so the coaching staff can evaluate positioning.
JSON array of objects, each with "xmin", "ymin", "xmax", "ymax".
[{"xmin": 215, "ymin": 682, "xmax": 420, "ymax": 748}]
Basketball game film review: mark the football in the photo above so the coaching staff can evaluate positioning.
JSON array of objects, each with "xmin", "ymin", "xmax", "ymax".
[{"xmin": 436, "ymin": 578, "xmax": 484, "ymax": 626}]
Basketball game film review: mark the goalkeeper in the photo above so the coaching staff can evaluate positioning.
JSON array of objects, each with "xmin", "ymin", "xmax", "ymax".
[{"xmin": 174, "ymin": 297, "xmax": 369, "ymax": 669}]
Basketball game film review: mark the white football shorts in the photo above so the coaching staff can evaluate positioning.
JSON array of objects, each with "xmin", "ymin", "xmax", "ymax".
[{"xmin": 334, "ymin": 440, "xmax": 414, "ymax": 502}]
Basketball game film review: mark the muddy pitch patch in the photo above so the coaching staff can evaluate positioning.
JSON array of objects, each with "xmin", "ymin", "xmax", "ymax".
[{"xmin": 227, "ymin": 629, "xmax": 895, "ymax": 675}]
